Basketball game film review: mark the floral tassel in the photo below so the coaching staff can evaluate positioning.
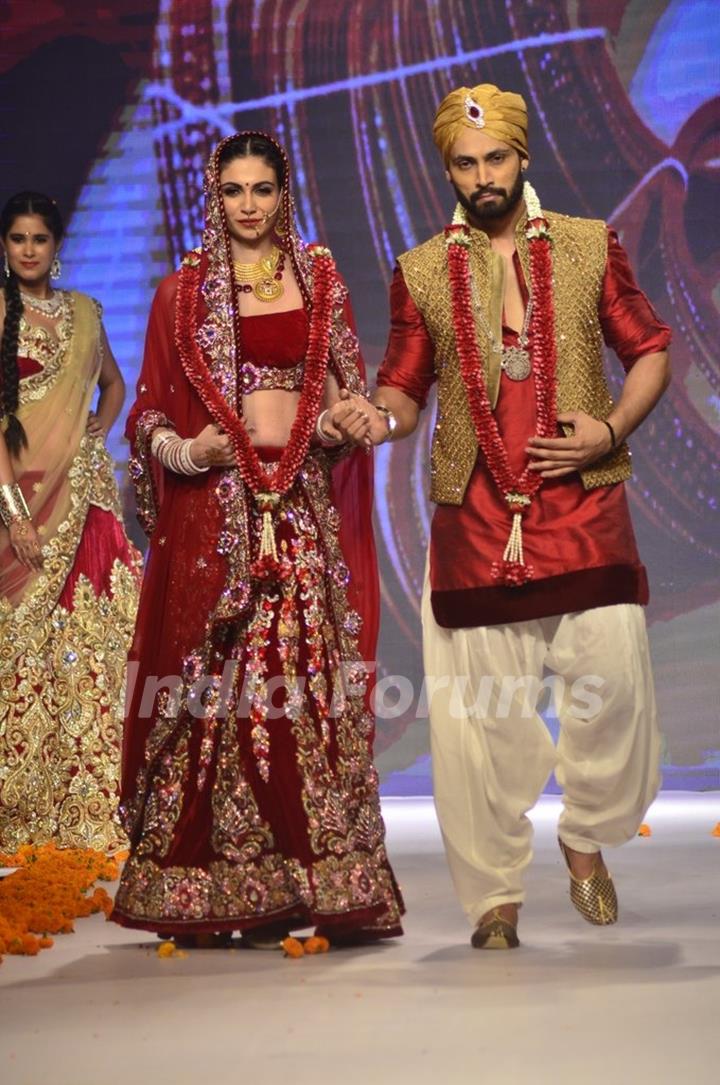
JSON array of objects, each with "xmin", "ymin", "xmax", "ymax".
[
  {"xmin": 251, "ymin": 492, "xmax": 282, "ymax": 581},
  {"xmin": 446, "ymin": 182, "xmax": 557, "ymax": 592},
  {"xmin": 491, "ymin": 493, "xmax": 534, "ymax": 587}
]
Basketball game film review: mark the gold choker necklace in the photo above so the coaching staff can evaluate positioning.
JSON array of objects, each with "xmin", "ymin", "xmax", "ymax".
[{"xmin": 233, "ymin": 246, "xmax": 285, "ymax": 302}]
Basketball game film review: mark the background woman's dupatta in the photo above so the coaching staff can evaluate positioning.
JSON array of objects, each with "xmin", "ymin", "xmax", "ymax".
[
  {"xmin": 0, "ymin": 292, "xmax": 141, "ymax": 852},
  {"xmin": 0, "ymin": 293, "xmax": 125, "ymax": 649}
]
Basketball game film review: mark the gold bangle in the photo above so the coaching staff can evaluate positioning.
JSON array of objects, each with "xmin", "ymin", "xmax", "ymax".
[{"xmin": 0, "ymin": 482, "xmax": 31, "ymax": 528}]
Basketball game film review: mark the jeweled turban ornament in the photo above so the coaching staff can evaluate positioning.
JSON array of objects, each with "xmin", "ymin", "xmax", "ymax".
[{"xmin": 433, "ymin": 83, "xmax": 529, "ymax": 163}]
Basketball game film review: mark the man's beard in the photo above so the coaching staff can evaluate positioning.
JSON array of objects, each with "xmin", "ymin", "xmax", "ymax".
[{"xmin": 453, "ymin": 168, "xmax": 525, "ymax": 224}]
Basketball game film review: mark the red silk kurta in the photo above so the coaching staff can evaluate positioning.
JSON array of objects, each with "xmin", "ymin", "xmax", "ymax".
[{"xmin": 377, "ymin": 230, "xmax": 672, "ymax": 627}]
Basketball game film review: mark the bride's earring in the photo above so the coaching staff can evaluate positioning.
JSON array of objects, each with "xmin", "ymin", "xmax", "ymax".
[{"xmin": 51, "ymin": 254, "xmax": 62, "ymax": 280}]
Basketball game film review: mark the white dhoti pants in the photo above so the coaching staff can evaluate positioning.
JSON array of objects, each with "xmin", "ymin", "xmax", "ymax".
[{"xmin": 422, "ymin": 574, "xmax": 661, "ymax": 924}]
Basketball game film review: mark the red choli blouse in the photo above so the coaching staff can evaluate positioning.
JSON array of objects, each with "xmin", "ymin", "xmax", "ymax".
[{"xmin": 239, "ymin": 308, "xmax": 309, "ymax": 366}]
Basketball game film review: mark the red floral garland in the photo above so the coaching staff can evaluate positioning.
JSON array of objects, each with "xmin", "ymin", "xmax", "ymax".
[
  {"xmin": 176, "ymin": 246, "xmax": 334, "ymax": 494},
  {"xmin": 175, "ymin": 245, "xmax": 336, "ymax": 579},
  {"xmin": 446, "ymin": 217, "xmax": 558, "ymax": 586}
]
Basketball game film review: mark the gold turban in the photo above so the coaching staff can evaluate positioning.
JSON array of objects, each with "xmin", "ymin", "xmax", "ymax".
[{"xmin": 432, "ymin": 83, "xmax": 528, "ymax": 164}]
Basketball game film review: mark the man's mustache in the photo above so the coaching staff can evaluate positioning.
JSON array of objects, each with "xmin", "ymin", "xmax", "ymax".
[{"xmin": 471, "ymin": 187, "xmax": 507, "ymax": 202}]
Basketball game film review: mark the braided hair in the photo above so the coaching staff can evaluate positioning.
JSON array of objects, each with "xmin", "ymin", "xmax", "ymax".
[{"xmin": 1, "ymin": 192, "xmax": 64, "ymax": 456}]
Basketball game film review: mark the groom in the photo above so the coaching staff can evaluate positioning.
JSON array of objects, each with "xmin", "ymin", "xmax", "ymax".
[{"xmin": 334, "ymin": 82, "xmax": 671, "ymax": 948}]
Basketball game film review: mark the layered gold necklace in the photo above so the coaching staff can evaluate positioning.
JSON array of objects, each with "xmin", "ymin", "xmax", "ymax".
[{"xmin": 233, "ymin": 245, "xmax": 286, "ymax": 302}]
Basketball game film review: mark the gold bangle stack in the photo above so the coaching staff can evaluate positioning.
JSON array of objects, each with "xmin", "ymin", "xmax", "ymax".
[{"xmin": 0, "ymin": 481, "xmax": 31, "ymax": 528}]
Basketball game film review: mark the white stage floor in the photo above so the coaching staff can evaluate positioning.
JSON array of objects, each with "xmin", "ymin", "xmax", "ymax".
[{"xmin": 1, "ymin": 793, "xmax": 718, "ymax": 1085}]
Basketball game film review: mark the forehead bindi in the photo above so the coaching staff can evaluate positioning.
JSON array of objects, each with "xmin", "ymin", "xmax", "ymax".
[
  {"xmin": 220, "ymin": 157, "xmax": 277, "ymax": 188},
  {"xmin": 7, "ymin": 214, "xmax": 51, "ymax": 239}
]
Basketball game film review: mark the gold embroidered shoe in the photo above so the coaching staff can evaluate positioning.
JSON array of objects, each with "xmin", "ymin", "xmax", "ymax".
[
  {"xmin": 471, "ymin": 908, "xmax": 520, "ymax": 950},
  {"xmin": 558, "ymin": 839, "xmax": 618, "ymax": 926}
]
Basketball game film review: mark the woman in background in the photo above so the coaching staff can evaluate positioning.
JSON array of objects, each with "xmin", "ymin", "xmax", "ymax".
[{"xmin": 0, "ymin": 191, "xmax": 140, "ymax": 855}]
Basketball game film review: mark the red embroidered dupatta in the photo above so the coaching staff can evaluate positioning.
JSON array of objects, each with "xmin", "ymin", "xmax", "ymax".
[{"xmin": 121, "ymin": 133, "xmax": 379, "ymax": 813}]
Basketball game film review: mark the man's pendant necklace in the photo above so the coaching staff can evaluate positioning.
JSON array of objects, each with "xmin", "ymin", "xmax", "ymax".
[
  {"xmin": 500, "ymin": 342, "xmax": 532, "ymax": 381},
  {"xmin": 471, "ymin": 279, "xmax": 533, "ymax": 382}
]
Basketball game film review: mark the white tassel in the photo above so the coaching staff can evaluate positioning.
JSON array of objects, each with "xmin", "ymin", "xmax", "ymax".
[
  {"xmin": 256, "ymin": 491, "xmax": 280, "ymax": 561},
  {"xmin": 502, "ymin": 511, "xmax": 525, "ymax": 566},
  {"xmin": 492, "ymin": 492, "xmax": 534, "ymax": 586},
  {"xmin": 260, "ymin": 509, "xmax": 278, "ymax": 561}
]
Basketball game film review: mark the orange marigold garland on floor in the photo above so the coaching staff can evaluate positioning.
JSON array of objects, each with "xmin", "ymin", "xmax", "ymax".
[{"xmin": 0, "ymin": 843, "xmax": 123, "ymax": 962}]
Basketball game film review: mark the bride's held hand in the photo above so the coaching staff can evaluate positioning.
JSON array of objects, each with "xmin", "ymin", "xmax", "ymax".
[
  {"xmin": 329, "ymin": 390, "xmax": 387, "ymax": 447},
  {"xmin": 323, "ymin": 395, "xmax": 370, "ymax": 446},
  {"xmin": 190, "ymin": 424, "xmax": 236, "ymax": 468}
]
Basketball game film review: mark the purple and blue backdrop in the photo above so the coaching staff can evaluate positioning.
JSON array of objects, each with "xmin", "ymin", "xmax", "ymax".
[{"xmin": 1, "ymin": 0, "xmax": 718, "ymax": 792}]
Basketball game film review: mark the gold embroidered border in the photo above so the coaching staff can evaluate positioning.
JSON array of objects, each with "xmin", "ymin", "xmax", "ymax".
[
  {"xmin": 17, "ymin": 291, "xmax": 75, "ymax": 405},
  {"xmin": 113, "ymin": 845, "xmax": 401, "ymax": 926},
  {"xmin": 0, "ymin": 560, "xmax": 139, "ymax": 853}
]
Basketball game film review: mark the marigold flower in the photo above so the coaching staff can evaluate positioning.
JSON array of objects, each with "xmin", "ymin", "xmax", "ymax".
[
  {"xmin": 281, "ymin": 936, "xmax": 305, "ymax": 958},
  {"xmin": 303, "ymin": 936, "xmax": 330, "ymax": 955},
  {"xmin": 0, "ymin": 844, "xmax": 127, "ymax": 959}
]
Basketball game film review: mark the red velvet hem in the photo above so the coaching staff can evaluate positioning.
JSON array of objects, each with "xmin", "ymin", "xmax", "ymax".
[
  {"xmin": 431, "ymin": 563, "xmax": 649, "ymax": 628},
  {"xmin": 110, "ymin": 904, "xmax": 404, "ymax": 939}
]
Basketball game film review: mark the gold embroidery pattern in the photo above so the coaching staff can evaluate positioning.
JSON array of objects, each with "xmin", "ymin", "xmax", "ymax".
[
  {"xmin": 399, "ymin": 211, "xmax": 632, "ymax": 505},
  {"xmin": 115, "ymin": 848, "xmax": 398, "ymax": 925},
  {"xmin": 114, "ymin": 458, "xmax": 402, "ymax": 932},
  {"xmin": 128, "ymin": 409, "xmax": 171, "ymax": 537},
  {"xmin": 211, "ymin": 712, "xmax": 275, "ymax": 863},
  {"xmin": 0, "ymin": 560, "xmax": 139, "ymax": 853},
  {"xmin": 17, "ymin": 292, "xmax": 75, "ymax": 404},
  {"xmin": 135, "ymin": 735, "xmax": 190, "ymax": 859},
  {"xmin": 295, "ymin": 457, "xmax": 387, "ymax": 860},
  {"xmin": 2, "ymin": 438, "xmax": 131, "ymax": 668},
  {"xmin": 121, "ymin": 695, "xmax": 183, "ymax": 844}
]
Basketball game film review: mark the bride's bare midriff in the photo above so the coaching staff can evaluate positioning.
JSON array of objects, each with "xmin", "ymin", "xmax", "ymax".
[
  {"xmin": 242, "ymin": 388, "xmax": 302, "ymax": 447},
  {"xmin": 236, "ymin": 271, "xmax": 339, "ymax": 446}
]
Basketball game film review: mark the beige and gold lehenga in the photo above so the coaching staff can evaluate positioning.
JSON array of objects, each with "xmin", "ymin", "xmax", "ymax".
[{"xmin": 0, "ymin": 289, "xmax": 141, "ymax": 854}]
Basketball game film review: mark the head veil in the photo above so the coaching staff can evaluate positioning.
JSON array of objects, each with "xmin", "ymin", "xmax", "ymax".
[
  {"xmin": 193, "ymin": 131, "xmax": 366, "ymax": 409},
  {"xmin": 187, "ymin": 132, "xmax": 379, "ymax": 665},
  {"xmin": 120, "ymin": 133, "xmax": 380, "ymax": 819}
]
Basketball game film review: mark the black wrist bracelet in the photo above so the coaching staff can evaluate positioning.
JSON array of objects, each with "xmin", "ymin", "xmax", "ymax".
[{"xmin": 603, "ymin": 420, "xmax": 617, "ymax": 449}]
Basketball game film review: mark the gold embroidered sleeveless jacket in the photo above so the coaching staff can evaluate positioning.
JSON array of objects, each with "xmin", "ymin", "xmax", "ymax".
[{"xmin": 397, "ymin": 211, "xmax": 632, "ymax": 505}]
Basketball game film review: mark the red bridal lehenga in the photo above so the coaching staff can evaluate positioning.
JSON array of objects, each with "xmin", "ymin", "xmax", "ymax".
[
  {"xmin": 111, "ymin": 134, "xmax": 404, "ymax": 940},
  {"xmin": 0, "ymin": 290, "xmax": 141, "ymax": 853}
]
